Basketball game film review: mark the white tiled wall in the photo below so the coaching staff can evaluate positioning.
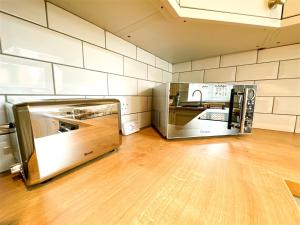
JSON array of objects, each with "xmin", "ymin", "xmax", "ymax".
[
  {"xmin": 106, "ymin": 32, "xmax": 136, "ymax": 59},
  {"xmin": 0, "ymin": 0, "xmax": 171, "ymax": 172},
  {"xmin": 204, "ymin": 67, "xmax": 236, "ymax": 82},
  {"xmin": 137, "ymin": 48, "xmax": 155, "ymax": 66},
  {"xmin": 148, "ymin": 66, "xmax": 163, "ymax": 82},
  {"xmin": 173, "ymin": 45, "xmax": 300, "ymax": 133},
  {"xmin": 179, "ymin": 71, "xmax": 204, "ymax": 82},
  {"xmin": 124, "ymin": 57, "xmax": 147, "ymax": 79},
  {"xmin": 47, "ymin": 3, "xmax": 105, "ymax": 48},
  {"xmin": 53, "ymin": 65, "xmax": 108, "ymax": 95},
  {"xmin": 0, "ymin": 0, "xmax": 47, "ymax": 26},
  {"xmin": 0, "ymin": 13, "xmax": 83, "ymax": 67},
  {"xmin": 83, "ymin": 43, "xmax": 123, "ymax": 75},
  {"xmin": 0, "ymin": 54, "xmax": 54, "ymax": 94},
  {"xmin": 192, "ymin": 56, "xmax": 220, "ymax": 70},
  {"xmin": 220, "ymin": 50, "xmax": 257, "ymax": 67}
]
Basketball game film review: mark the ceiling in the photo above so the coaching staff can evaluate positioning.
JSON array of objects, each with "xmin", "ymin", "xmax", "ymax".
[{"xmin": 48, "ymin": 0, "xmax": 300, "ymax": 63}]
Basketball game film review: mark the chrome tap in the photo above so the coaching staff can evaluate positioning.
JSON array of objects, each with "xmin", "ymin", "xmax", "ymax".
[{"xmin": 192, "ymin": 89, "xmax": 202, "ymax": 106}]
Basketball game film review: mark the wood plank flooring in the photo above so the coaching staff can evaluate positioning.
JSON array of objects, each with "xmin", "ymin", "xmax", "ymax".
[{"xmin": 0, "ymin": 128, "xmax": 300, "ymax": 225}]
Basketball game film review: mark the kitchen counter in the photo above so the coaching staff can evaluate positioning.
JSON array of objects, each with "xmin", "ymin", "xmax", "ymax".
[{"xmin": 0, "ymin": 128, "xmax": 300, "ymax": 224}]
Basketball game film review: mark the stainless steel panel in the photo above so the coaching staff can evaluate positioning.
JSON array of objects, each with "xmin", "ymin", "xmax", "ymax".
[
  {"xmin": 152, "ymin": 82, "xmax": 256, "ymax": 139},
  {"xmin": 6, "ymin": 99, "xmax": 122, "ymax": 185}
]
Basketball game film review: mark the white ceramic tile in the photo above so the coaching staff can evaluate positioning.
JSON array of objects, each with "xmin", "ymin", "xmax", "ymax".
[
  {"xmin": 137, "ymin": 96, "xmax": 148, "ymax": 112},
  {"xmin": 296, "ymin": 117, "xmax": 300, "ymax": 133},
  {"xmin": 173, "ymin": 61, "xmax": 192, "ymax": 73},
  {"xmin": 106, "ymin": 32, "xmax": 136, "ymax": 59},
  {"xmin": 53, "ymin": 64, "xmax": 107, "ymax": 95},
  {"xmin": 85, "ymin": 96, "xmax": 106, "ymax": 99},
  {"xmin": 137, "ymin": 48, "xmax": 155, "ymax": 66},
  {"xmin": 148, "ymin": 66, "xmax": 163, "ymax": 82},
  {"xmin": 168, "ymin": 63, "xmax": 173, "ymax": 73},
  {"xmin": 148, "ymin": 97, "xmax": 152, "ymax": 111},
  {"xmin": 204, "ymin": 67, "xmax": 236, "ymax": 83},
  {"xmin": 111, "ymin": 96, "xmax": 147, "ymax": 115},
  {"xmin": 172, "ymin": 73, "xmax": 179, "ymax": 82},
  {"xmin": 121, "ymin": 114, "xmax": 138, "ymax": 123},
  {"xmin": 273, "ymin": 97, "xmax": 300, "ymax": 115},
  {"xmin": 163, "ymin": 71, "xmax": 172, "ymax": 83},
  {"xmin": 279, "ymin": 59, "xmax": 300, "ymax": 79},
  {"xmin": 124, "ymin": 57, "xmax": 147, "ymax": 79},
  {"xmin": 179, "ymin": 71, "xmax": 204, "ymax": 82},
  {"xmin": 192, "ymin": 56, "xmax": 220, "ymax": 70},
  {"xmin": 258, "ymin": 44, "xmax": 300, "ymax": 63},
  {"xmin": 108, "ymin": 74, "xmax": 137, "ymax": 95},
  {"xmin": 253, "ymin": 113, "xmax": 296, "ymax": 132},
  {"xmin": 0, "ymin": 13, "xmax": 83, "ymax": 67},
  {"xmin": 0, "ymin": 54, "xmax": 53, "ymax": 94},
  {"xmin": 221, "ymin": 50, "xmax": 257, "ymax": 67},
  {"xmin": 232, "ymin": 81, "xmax": 255, "ymax": 85},
  {"xmin": 47, "ymin": 3, "xmax": 105, "ymax": 47},
  {"xmin": 236, "ymin": 62, "xmax": 279, "ymax": 81},
  {"xmin": 83, "ymin": 43, "xmax": 123, "ymax": 75},
  {"xmin": 256, "ymin": 79, "xmax": 300, "ymax": 96},
  {"xmin": 138, "ymin": 111, "xmax": 151, "ymax": 128},
  {"xmin": 156, "ymin": 57, "xmax": 169, "ymax": 71},
  {"xmin": 0, "ymin": 0, "xmax": 47, "ymax": 26},
  {"xmin": 138, "ymin": 80, "xmax": 156, "ymax": 96},
  {"xmin": 254, "ymin": 97, "xmax": 273, "ymax": 113}
]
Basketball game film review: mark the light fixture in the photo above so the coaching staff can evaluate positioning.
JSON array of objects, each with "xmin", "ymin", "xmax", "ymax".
[{"xmin": 268, "ymin": 0, "xmax": 286, "ymax": 9}]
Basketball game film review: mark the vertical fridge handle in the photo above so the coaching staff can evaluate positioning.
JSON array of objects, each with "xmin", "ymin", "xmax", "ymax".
[{"xmin": 227, "ymin": 89, "xmax": 236, "ymax": 129}]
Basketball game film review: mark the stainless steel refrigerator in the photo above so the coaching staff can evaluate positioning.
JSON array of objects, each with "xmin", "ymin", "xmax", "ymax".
[{"xmin": 152, "ymin": 83, "xmax": 256, "ymax": 139}]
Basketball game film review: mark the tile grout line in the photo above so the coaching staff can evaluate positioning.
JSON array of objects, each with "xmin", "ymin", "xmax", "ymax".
[
  {"xmin": 294, "ymin": 116, "xmax": 298, "ymax": 133},
  {"xmin": 81, "ymin": 41, "xmax": 85, "ymax": 68},
  {"xmin": 106, "ymin": 72, "xmax": 109, "ymax": 96},
  {"xmin": 271, "ymin": 97, "xmax": 275, "ymax": 114},
  {"xmin": 277, "ymin": 61, "xmax": 281, "ymax": 79},
  {"xmin": 51, "ymin": 63, "xmax": 57, "ymax": 95}
]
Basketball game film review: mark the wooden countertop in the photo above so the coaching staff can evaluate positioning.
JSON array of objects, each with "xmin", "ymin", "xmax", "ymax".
[{"xmin": 0, "ymin": 128, "xmax": 300, "ymax": 224}]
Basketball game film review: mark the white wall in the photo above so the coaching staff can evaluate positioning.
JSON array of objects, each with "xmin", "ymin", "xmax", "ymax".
[
  {"xmin": 173, "ymin": 44, "xmax": 300, "ymax": 133},
  {"xmin": 0, "ymin": 0, "xmax": 172, "ymax": 172}
]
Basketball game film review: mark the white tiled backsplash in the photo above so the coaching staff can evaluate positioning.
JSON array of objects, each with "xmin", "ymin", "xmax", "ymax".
[
  {"xmin": 0, "ymin": 0, "xmax": 171, "ymax": 172},
  {"xmin": 173, "ymin": 44, "xmax": 300, "ymax": 133}
]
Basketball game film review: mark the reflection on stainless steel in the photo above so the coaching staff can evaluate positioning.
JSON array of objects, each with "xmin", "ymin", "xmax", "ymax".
[
  {"xmin": 6, "ymin": 99, "xmax": 121, "ymax": 186},
  {"xmin": 192, "ymin": 89, "xmax": 203, "ymax": 106},
  {"xmin": 152, "ymin": 83, "xmax": 256, "ymax": 139}
]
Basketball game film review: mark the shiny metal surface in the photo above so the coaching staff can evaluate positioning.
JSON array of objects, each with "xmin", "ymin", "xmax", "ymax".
[
  {"xmin": 6, "ymin": 99, "xmax": 122, "ymax": 186},
  {"xmin": 152, "ymin": 83, "xmax": 256, "ymax": 139}
]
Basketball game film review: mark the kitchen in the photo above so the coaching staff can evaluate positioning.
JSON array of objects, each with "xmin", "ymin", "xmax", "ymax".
[{"xmin": 0, "ymin": 0, "xmax": 300, "ymax": 224}]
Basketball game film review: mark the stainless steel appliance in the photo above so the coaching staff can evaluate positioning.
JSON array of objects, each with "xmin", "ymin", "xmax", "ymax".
[
  {"xmin": 5, "ymin": 99, "xmax": 121, "ymax": 186},
  {"xmin": 152, "ymin": 83, "xmax": 256, "ymax": 139}
]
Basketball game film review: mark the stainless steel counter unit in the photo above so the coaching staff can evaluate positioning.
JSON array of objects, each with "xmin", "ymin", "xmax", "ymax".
[
  {"xmin": 6, "ymin": 99, "xmax": 122, "ymax": 186},
  {"xmin": 152, "ymin": 83, "xmax": 256, "ymax": 139}
]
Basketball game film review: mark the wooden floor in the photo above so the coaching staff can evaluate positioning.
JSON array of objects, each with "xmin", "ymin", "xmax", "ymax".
[{"xmin": 1, "ymin": 128, "xmax": 300, "ymax": 225}]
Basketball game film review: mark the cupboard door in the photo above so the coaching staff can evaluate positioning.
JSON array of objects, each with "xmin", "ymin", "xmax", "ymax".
[
  {"xmin": 283, "ymin": 0, "xmax": 300, "ymax": 18},
  {"xmin": 180, "ymin": 0, "xmax": 282, "ymax": 19}
]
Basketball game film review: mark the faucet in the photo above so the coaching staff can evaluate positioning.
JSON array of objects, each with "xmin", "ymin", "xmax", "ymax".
[{"xmin": 192, "ymin": 89, "xmax": 202, "ymax": 106}]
